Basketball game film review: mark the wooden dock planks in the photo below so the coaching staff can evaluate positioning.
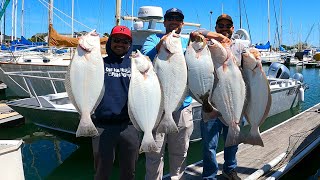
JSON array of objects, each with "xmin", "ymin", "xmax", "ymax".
[
  {"xmin": 183, "ymin": 103, "xmax": 320, "ymax": 179},
  {"xmin": 0, "ymin": 103, "xmax": 23, "ymax": 124}
]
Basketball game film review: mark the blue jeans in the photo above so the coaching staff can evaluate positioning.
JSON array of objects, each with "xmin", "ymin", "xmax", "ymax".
[{"xmin": 200, "ymin": 118, "xmax": 238, "ymax": 180}]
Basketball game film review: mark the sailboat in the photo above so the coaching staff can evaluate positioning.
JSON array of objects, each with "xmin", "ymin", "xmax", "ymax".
[
  {"xmin": 0, "ymin": 0, "xmax": 108, "ymax": 97},
  {"xmin": 256, "ymin": 0, "xmax": 282, "ymax": 65}
]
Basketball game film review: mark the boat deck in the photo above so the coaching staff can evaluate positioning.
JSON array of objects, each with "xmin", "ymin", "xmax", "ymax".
[
  {"xmin": 183, "ymin": 103, "xmax": 320, "ymax": 180},
  {"xmin": 0, "ymin": 103, "xmax": 24, "ymax": 125}
]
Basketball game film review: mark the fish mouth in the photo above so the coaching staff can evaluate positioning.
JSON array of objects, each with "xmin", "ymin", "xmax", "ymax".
[
  {"xmin": 90, "ymin": 31, "xmax": 99, "ymax": 36},
  {"xmin": 207, "ymin": 39, "xmax": 216, "ymax": 46},
  {"xmin": 79, "ymin": 44, "xmax": 91, "ymax": 52}
]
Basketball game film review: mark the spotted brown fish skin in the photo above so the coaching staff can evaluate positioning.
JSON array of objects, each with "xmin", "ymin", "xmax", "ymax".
[
  {"xmin": 185, "ymin": 37, "xmax": 214, "ymax": 118},
  {"xmin": 65, "ymin": 30, "xmax": 104, "ymax": 137},
  {"xmin": 153, "ymin": 31, "xmax": 188, "ymax": 134},
  {"xmin": 128, "ymin": 50, "xmax": 162, "ymax": 153},
  {"xmin": 242, "ymin": 48, "xmax": 271, "ymax": 147},
  {"xmin": 208, "ymin": 39, "xmax": 246, "ymax": 147}
]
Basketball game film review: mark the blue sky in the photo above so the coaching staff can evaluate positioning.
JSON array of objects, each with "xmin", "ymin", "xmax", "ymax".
[{"xmin": 2, "ymin": 0, "xmax": 320, "ymax": 47}]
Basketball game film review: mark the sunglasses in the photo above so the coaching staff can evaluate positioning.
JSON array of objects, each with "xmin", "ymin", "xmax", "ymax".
[
  {"xmin": 166, "ymin": 16, "xmax": 183, "ymax": 22},
  {"xmin": 217, "ymin": 23, "xmax": 233, "ymax": 29},
  {"xmin": 112, "ymin": 37, "xmax": 132, "ymax": 44}
]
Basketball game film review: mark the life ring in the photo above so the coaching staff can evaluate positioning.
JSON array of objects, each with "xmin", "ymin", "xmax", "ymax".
[{"xmin": 234, "ymin": 29, "xmax": 250, "ymax": 41}]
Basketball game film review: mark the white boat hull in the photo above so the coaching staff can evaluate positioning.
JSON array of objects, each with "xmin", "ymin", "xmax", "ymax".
[{"xmin": 0, "ymin": 140, "xmax": 25, "ymax": 180}]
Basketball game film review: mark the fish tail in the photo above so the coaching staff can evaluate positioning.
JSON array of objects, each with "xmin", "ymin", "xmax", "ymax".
[
  {"xmin": 76, "ymin": 114, "xmax": 98, "ymax": 137},
  {"xmin": 156, "ymin": 113, "xmax": 179, "ymax": 134},
  {"xmin": 139, "ymin": 132, "xmax": 158, "ymax": 153},
  {"xmin": 246, "ymin": 126, "xmax": 264, "ymax": 147},
  {"xmin": 225, "ymin": 124, "xmax": 240, "ymax": 147}
]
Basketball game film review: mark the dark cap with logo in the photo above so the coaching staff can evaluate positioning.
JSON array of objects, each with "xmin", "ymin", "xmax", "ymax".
[
  {"xmin": 110, "ymin": 25, "xmax": 132, "ymax": 40},
  {"xmin": 216, "ymin": 14, "xmax": 233, "ymax": 24},
  {"xmin": 164, "ymin": 8, "xmax": 184, "ymax": 19}
]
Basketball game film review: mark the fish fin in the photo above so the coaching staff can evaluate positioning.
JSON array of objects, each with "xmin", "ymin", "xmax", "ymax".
[
  {"xmin": 127, "ymin": 102, "xmax": 142, "ymax": 132},
  {"xmin": 151, "ymin": 77, "xmax": 165, "ymax": 131},
  {"xmin": 76, "ymin": 113, "xmax": 98, "ymax": 137},
  {"xmin": 261, "ymin": 83, "xmax": 272, "ymax": 123},
  {"xmin": 245, "ymin": 126, "xmax": 264, "ymax": 147},
  {"xmin": 157, "ymin": 112, "xmax": 178, "ymax": 134},
  {"xmin": 91, "ymin": 84, "xmax": 105, "ymax": 114},
  {"xmin": 65, "ymin": 59, "xmax": 81, "ymax": 113},
  {"xmin": 175, "ymin": 82, "xmax": 189, "ymax": 112},
  {"xmin": 224, "ymin": 123, "xmax": 241, "ymax": 147},
  {"xmin": 139, "ymin": 132, "xmax": 158, "ymax": 153}
]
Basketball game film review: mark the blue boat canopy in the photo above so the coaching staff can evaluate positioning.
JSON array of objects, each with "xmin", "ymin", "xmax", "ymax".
[
  {"xmin": 20, "ymin": 36, "xmax": 47, "ymax": 46},
  {"xmin": 279, "ymin": 45, "xmax": 285, "ymax": 52},
  {"xmin": 255, "ymin": 41, "xmax": 271, "ymax": 50}
]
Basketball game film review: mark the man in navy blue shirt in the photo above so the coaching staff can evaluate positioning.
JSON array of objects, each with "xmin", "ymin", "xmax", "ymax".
[{"xmin": 92, "ymin": 25, "xmax": 140, "ymax": 180}]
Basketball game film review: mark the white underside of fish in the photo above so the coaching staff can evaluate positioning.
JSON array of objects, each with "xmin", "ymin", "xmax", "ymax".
[
  {"xmin": 65, "ymin": 31, "xmax": 104, "ymax": 137},
  {"xmin": 128, "ymin": 50, "xmax": 162, "ymax": 153},
  {"xmin": 153, "ymin": 32, "xmax": 188, "ymax": 134},
  {"xmin": 209, "ymin": 39, "xmax": 246, "ymax": 147},
  {"xmin": 185, "ymin": 42, "xmax": 214, "ymax": 106},
  {"xmin": 242, "ymin": 50, "xmax": 271, "ymax": 146}
]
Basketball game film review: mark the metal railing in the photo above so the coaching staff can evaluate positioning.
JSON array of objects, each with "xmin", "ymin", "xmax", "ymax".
[{"xmin": 4, "ymin": 70, "xmax": 67, "ymax": 107}]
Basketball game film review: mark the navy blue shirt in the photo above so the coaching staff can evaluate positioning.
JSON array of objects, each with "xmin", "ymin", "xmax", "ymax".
[{"xmin": 94, "ymin": 38, "xmax": 133, "ymax": 124}]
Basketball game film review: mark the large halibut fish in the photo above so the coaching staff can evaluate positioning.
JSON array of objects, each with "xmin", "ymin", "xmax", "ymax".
[
  {"xmin": 65, "ymin": 30, "xmax": 104, "ymax": 137},
  {"xmin": 128, "ymin": 50, "xmax": 162, "ymax": 153},
  {"xmin": 208, "ymin": 39, "xmax": 246, "ymax": 147},
  {"xmin": 153, "ymin": 30, "xmax": 188, "ymax": 134},
  {"xmin": 242, "ymin": 48, "xmax": 271, "ymax": 146},
  {"xmin": 185, "ymin": 35, "xmax": 215, "ymax": 113}
]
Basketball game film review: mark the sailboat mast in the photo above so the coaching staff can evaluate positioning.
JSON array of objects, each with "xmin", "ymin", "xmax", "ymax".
[
  {"xmin": 21, "ymin": 0, "xmax": 24, "ymax": 37},
  {"xmin": 48, "ymin": 0, "xmax": 53, "ymax": 45},
  {"xmin": 71, "ymin": 0, "xmax": 74, "ymax": 37},
  {"xmin": 11, "ymin": 0, "xmax": 17, "ymax": 41},
  {"xmin": 280, "ymin": 0, "xmax": 282, "ymax": 46},
  {"xmin": 239, "ymin": 0, "xmax": 242, "ymax": 29},
  {"xmin": 267, "ymin": 0, "xmax": 270, "ymax": 43},
  {"xmin": 48, "ymin": 0, "xmax": 53, "ymax": 25},
  {"xmin": 115, "ymin": 0, "xmax": 121, "ymax": 26},
  {"xmin": 0, "ymin": 1, "xmax": 4, "ymax": 43}
]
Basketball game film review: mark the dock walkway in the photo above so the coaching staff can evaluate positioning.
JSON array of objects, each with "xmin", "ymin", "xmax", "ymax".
[
  {"xmin": 183, "ymin": 103, "xmax": 320, "ymax": 179},
  {"xmin": 0, "ymin": 103, "xmax": 24, "ymax": 125}
]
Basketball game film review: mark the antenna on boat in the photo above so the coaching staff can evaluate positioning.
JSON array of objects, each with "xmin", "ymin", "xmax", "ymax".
[{"xmin": 209, "ymin": 11, "xmax": 212, "ymax": 31}]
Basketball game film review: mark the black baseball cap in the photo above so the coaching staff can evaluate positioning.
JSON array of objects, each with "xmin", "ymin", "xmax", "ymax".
[
  {"xmin": 216, "ymin": 14, "xmax": 233, "ymax": 24},
  {"xmin": 164, "ymin": 8, "xmax": 184, "ymax": 19}
]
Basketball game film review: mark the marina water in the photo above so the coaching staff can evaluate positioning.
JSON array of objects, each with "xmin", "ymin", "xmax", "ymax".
[{"xmin": 0, "ymin": 65, "xmax": 319, "ymax": 179}]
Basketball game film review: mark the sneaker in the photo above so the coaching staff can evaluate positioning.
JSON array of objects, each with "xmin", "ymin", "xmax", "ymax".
[{"xmin": 222, "ymin": 169, "xmax": 241, "ymax": 180}]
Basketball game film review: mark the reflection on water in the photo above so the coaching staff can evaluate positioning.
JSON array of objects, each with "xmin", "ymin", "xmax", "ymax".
[
  {"xmin": 23, "ymin": 137, "xmax": 78, "ymax": 179},
  {"xmin": 0, "ymin": 123, "xmax": 78, "ymax": 179}
]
